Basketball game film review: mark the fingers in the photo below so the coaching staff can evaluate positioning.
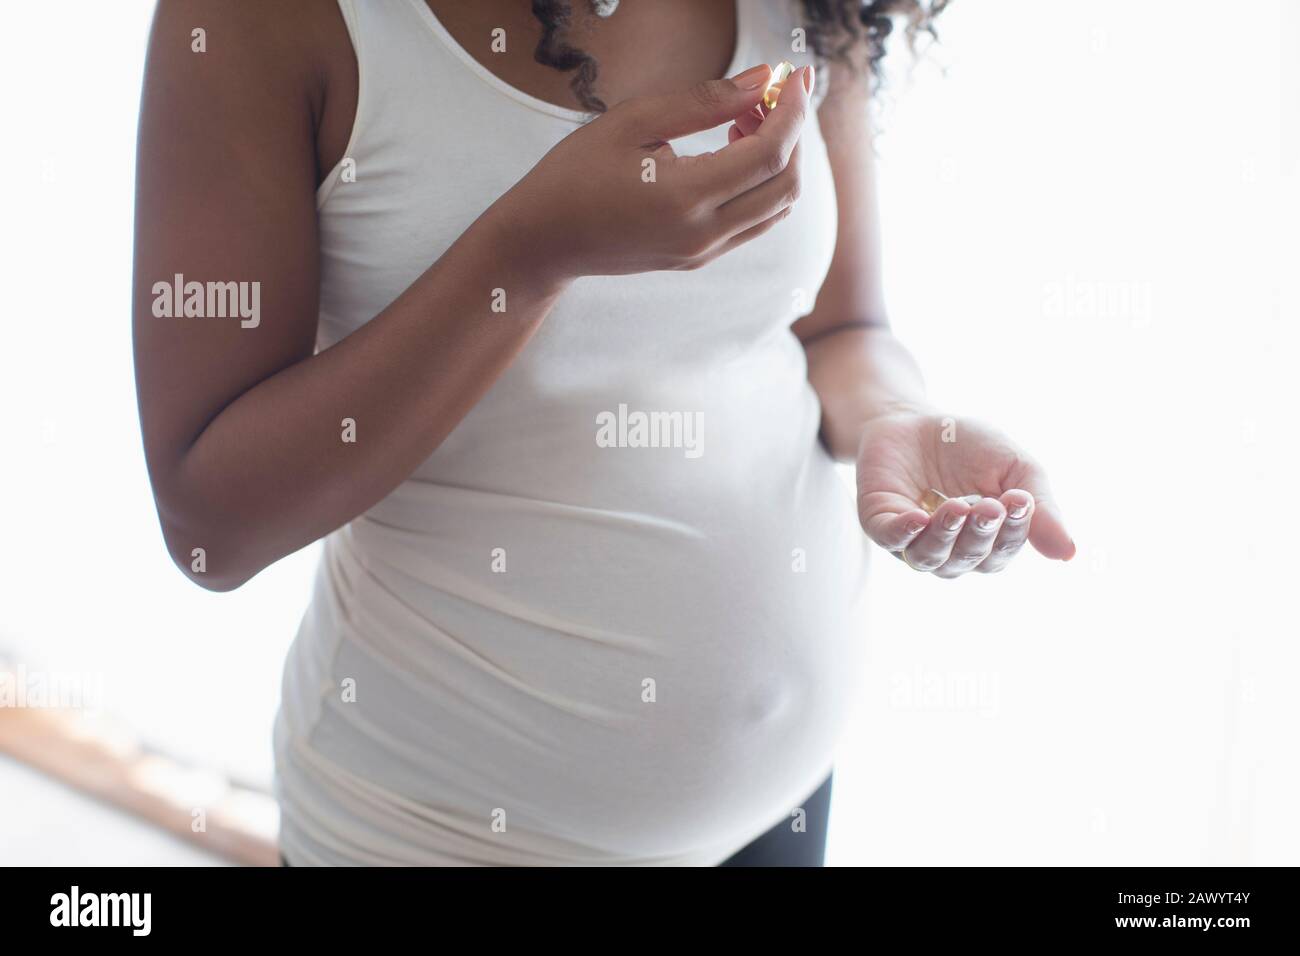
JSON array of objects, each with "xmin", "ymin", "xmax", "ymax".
[
  {"xmin": 867, "ymin": 489, "xmax": 1047, "ymax": 578},
  {"xmin": 715, "ymin": 140, "xmax": 802, "ymax": 235},
  {"xmin": 857, "ymin": 486, "xmax": 929, "ymax": 548},
  {"xmin": 975, "ymin": 490, "xmax": 1034, "ymax": 574},
  {"xmin": 703, "ymin": 204, "xmax": 792, "ymax": 262},
  {"xmin": 864, "ymin": 509, "xmax": 932, "ymax": 553},
  {"xmin": 626, "ymin": 64, "xmax": 771, "ymax": 143},
  {"xmin": 731, "ymin": 105, "xmax": 765, "ymax": 139},
  {"xmin": 933, "ymin": 498, "xmax": 1007, "ymax": 578},
  {"xmin": 698, "ymin": 65, "xmax": 812, "ymax": 202},
  {"xmin": 671, "ymin": 136, "xmax": 801, "ymax": 267},
  {"xmin": 898, "ymin": 498, "xmax": 972, "ymax": 572}
]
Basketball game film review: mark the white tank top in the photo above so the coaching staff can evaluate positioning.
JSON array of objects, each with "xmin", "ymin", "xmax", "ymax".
[{"xmin": 274, "ymin": 0, "xmax": 870, "ymax": 866}]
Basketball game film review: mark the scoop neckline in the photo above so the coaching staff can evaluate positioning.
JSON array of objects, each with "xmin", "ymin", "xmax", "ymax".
[{"xmin": 406, "ymin": 0, "xmax": 750, "ymax": 125}]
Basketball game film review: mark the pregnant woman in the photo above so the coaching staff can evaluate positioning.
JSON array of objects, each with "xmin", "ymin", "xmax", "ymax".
[{"xmin": 133, "ymin": 0, "xmax": 1073, "ymax": 866}]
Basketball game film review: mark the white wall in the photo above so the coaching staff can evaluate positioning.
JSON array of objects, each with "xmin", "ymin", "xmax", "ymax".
[
  {"xmin": 0, "ymin": 1, "xmax": 312, "ymax": 787},
  {"xmin": 828, "ymin": 0, "xmax": 1299, "ymax": 864},
  {"xmin": 1, "ymin": 0, "xmax": 1295, "ymax": 864}
]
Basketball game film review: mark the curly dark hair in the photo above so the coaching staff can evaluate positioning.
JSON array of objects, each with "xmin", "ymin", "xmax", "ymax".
[{"xmin": 531, "ymin": 0, "xmax": 951, "ymax": 113}]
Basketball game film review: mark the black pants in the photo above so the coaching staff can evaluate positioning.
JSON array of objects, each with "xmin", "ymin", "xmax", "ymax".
[
  {"xmin": 281, "ymin": 773, "xmax": 833, "ymax": 867},
  {"xmin": 719, "ymin": 772, "xmax": 833, "ymax": 867}
]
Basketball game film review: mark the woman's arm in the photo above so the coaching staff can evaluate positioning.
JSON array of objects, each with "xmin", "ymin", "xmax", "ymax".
[
  {"xmin": 795, "ymin": 70, "xmax": 924, "ymax": 462},
  {"xmin": 133, "ymin": 2, "xmax": 566, "ymax": 591},
  {"xmin": 798, "ymin": 70, "xmax": 1074, "ymax": 575},
  {"xmin": 134, "ymin": 3, "xmax": 810, "ymax": 590}
]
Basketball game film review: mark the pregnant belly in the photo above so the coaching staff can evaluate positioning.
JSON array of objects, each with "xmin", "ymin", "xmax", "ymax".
[{"xmin": 282, "ymin": 466, "xmax": 869, "ymax": 863}]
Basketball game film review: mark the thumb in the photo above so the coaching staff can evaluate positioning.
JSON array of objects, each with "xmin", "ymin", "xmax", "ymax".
[
  {"xmin": 1017, "ymin": 463, "xmax": 1076, "ymax": 561},
  {"xmin": 626, "ymin": 64, "xmax": 771, "ymax": 141}
]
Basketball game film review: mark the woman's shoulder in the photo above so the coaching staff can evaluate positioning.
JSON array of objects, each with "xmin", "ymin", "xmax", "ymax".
[
  {"xmin": 152, "ymin": 1, "xmax": 357, "ymax": 102},
  {"xmin": 146, "ymin": 0, "xmax": 357, "ymax": 181}
]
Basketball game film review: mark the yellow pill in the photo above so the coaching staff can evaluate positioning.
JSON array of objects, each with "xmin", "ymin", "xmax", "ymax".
[
  {"xmin": 762, "ymin": 61, "xmax": 795, "ymax": 111},
  {"xmin": 920, "ymin": 489, "xmax": 948, "ymax": 515},
  {"xmin": 921, "ymin": 489, "xmax": 984, "ymax": 514}
]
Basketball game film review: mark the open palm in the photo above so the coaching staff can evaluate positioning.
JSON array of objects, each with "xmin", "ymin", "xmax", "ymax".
[{"xmin": 855, "ymin": 410, "xmax": 1075, "ymax": 577}]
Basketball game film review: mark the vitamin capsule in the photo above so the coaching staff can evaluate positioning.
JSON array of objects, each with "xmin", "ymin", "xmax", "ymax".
[
  {"xmin": 762, "ymin": 61, "xmax": 795, "ymax": 111},
  {"xmin": 920, "ymin": 489, "xmax": 983, "ymax": 515},
  {"xmin": 920, "ymin": 489, "xmax": 947, "ymax": 515}
]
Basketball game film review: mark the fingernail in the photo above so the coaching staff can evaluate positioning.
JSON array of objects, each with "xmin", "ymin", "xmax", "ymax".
[
  {"xmin": 905, "ymin": 521, "xmax": 925, "ymax": 536},
  {"xmin": 1008, "ymin": 503, "xmax": 1029, "ymax": 519},
  {"xmin": 802, "ymin": 65, "xmax": 815, "ymax": 95},
  {"xmin": 730, "ymin": 64, "xmax": 772, "ymax": 90},
  {"xmin": 975, "ymin": 514, "xmax": 999, "ymax": 531},
  {"xmin": 944, "ymin": 512, "xmax": 967, "ymax": 531}
]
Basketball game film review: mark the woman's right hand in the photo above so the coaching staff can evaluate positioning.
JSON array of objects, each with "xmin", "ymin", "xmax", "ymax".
[{"xmin": 498, "ymin": 63, "xmax": 814, "ymax": 279}]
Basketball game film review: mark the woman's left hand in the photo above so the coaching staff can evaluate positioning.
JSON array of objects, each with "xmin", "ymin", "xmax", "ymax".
[{"xmin": 855, "ymin": 409, "xmax": 1075, "ymax": 577}]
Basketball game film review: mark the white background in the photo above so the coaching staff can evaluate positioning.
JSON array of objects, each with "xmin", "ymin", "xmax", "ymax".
[{"xmin": 1, "ymin": 0, "xmax": 1296, "ymax": 865}]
